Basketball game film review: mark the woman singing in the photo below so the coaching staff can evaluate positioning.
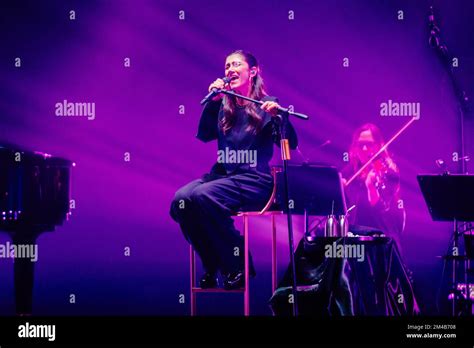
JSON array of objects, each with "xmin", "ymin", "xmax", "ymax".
[{"xmin": 170, "ymin": 50, "xmax": 297, "ymax": 290}]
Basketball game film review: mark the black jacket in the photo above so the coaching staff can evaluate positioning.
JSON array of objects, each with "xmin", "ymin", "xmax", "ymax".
[{"xmin": 196, "ymin": 96, "xmax": 298, "ymax": 175}]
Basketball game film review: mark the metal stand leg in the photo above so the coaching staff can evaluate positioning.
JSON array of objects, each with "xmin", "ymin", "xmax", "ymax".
[
  {"xmin": 244, "ymin": 214, "xmax": 250, "ymax": 316},
  {"xmin": 452, "ymin": 219, "xmax": 458, "ymax": 316},
  {"xmin": 272, "ymin": 214, "xmax": 277, "ymax": 293},
  {"xmin": 190, "ymin": 246, "xmax": 196, "ymax": 316},
  {"xmin": 304, "ymin": 209, "xmax": 309, "ymax": 235}
]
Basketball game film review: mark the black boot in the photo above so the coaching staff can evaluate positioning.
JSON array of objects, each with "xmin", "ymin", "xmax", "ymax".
[{"xmin": 223, "ymin": 254, "xmax": 256, "ymax": 290}]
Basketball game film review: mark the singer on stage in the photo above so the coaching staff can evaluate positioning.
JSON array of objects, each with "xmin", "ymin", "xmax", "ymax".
[{"xmin": 170, "ymin": 50, "xmax": 298, "ymax": 290}]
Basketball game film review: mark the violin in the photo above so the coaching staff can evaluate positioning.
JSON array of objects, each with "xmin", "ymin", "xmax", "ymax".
[
  {"xmin": 371, "ymin": 156, "xmax": 397, "ymax": 191},
  {"xmin": 360, "ymin": 154, "xmax": 393, "ymax": 180}
]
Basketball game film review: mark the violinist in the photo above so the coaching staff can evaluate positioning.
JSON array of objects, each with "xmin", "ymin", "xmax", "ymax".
[{"xmin": 341, "ymin": 123, "xmax": 406, "ymax": 249}]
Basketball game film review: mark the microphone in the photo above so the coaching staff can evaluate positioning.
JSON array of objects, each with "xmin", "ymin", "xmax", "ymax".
[
  {"xmin": 200, "ymin": 76, "xmax": 233, "ymax": 105},
  {"xmin": 222, "ymin": 76, "xmax": 233, "ymax": 84}
]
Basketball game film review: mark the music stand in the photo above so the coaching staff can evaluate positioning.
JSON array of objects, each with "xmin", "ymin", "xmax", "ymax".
[
  {"xmin": 275, "ymin": 163, "xmax": 348, "ymax": 242},
  {"xmin": 417, "ymin": 174, "xmax": 474, "ymax": 315},
  {"xmin": 417, "ymin": 174, "xmax": 474, "ymax": 221}
]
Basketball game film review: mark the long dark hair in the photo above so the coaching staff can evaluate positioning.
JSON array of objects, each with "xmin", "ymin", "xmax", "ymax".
[
  {"xmin": 220, "ymin": 50, "xmax": 268, "ymax": 134},
  {"xmin": 349, "ymin": 123, "xmax": 396, "ymax": 173}
]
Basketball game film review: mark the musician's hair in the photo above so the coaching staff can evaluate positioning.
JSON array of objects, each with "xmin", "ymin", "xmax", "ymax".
[
  {"xmin": 220, "ymin": 50, "xmax": 268, "ymax": 134},
  {"xmin": 349, "ymin": 123, "xmax": 395, "ymax": 172}
]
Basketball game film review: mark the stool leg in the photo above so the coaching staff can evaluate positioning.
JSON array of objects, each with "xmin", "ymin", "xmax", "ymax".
[
  {"xmin": 190, "ymin": 246, "xmax": 196, "ymax": 316},
  {"xmin": 271, "ymin": 214, "xmax": 277, "ymax": 294},
  {"xmin": 244, "ymin": 214, "xmax": 250, "ymax": 316}
]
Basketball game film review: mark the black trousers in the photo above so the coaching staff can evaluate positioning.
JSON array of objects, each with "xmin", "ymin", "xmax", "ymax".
[{"xmin": 170, "ymin": 170, "xmax": 273, "ymax": 274}]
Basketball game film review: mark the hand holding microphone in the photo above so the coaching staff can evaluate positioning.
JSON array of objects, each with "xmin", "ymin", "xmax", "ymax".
[
  {"xmin": 208, "ymin": 78, "xmax": 229, "ymax": 101},
  {"xmin": 200, "ymin": 77, "xmax": 233, "ymax": 105}
]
